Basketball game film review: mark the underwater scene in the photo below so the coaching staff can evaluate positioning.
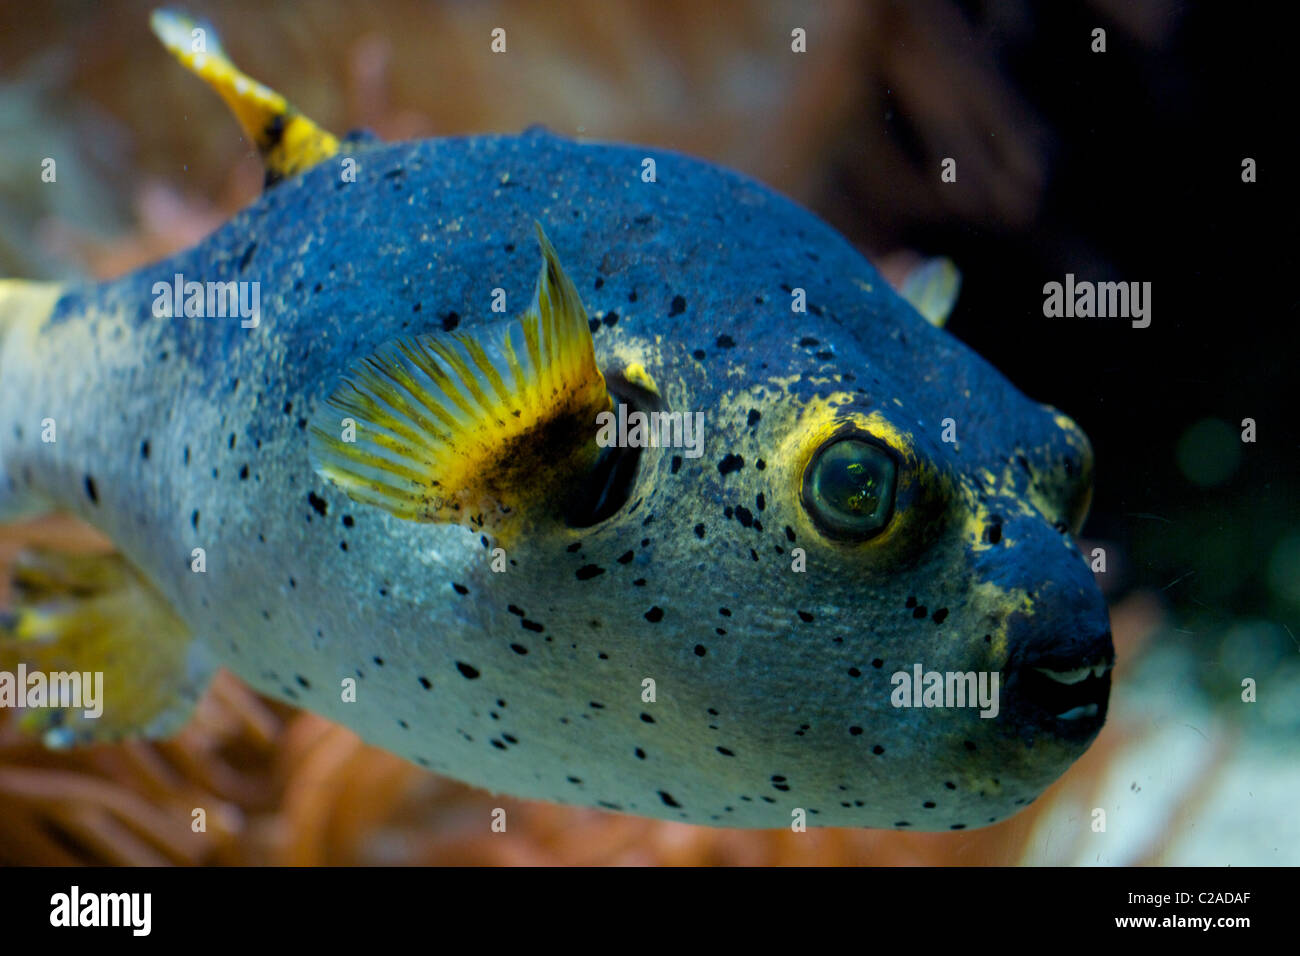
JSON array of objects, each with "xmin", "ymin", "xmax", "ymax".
[{"xmin": 0, "ymin": 0, "xmax": 1291, "ymax": 873}]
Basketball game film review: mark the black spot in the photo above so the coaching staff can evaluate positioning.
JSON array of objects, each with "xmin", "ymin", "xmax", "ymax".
[
  {"xmin": 635, "ymin": 747, "xmax": 646, "ymax": 759},
  {"xmin": 847, "ymin": 667, "xmax": 861, "ymax": 678},
  {"xmin": 964, "ymin": 740, "xmax": 977, "ymax": 751},
  {"xmin": 797, "ymin": 610, "xmax": 814, "ymax": 623},
  {"xmin": 798, "ymin": 336, "xmax": 819, "ymax": 347},
  {"xmin": 507, "ymin": 605, "xmax": 525, "ymax": 616},
  {"xmin": 83, "ymin": 475, "xmax": 98, "ymax": 504},
  {"xmin": 872, "ymin": 658, "xmax": 884, "ymax": 668},
  {"xmin": 417, "ymin": 676, "xmax": 431, "ymax": 690},
  {"xmin": 520, "ymin": 619, "xmax": 544, "ymax": 633},
  {"xmin": 441, "ymin": 311, "xmax": 461, "ymax": 332},
  {"xmin": 693, "ymin": 523, "xmax": 706, "ymax": 538},
  {"xmin": 640, "ymin": 712, "xmax": 655, "ymax": 724},
  {"xmin": 658, "ymin": 790, "xmax": 681, "ymax": 808},
  {"xmin": 566, "ymin": 541, "xmax": 583, "ymax": 553},
  {"xmin": 669, "ymin": 295, "xmax": 687, "ymax": 316},
  {"xmin": 905, "ymin": 595, "xmax": 917, "ymax": 608},
  {"xmin": 912, "ymin": 605, "xmax": 928, "ymax": 619},
  {"xmin": 950, "ymin": 824, "xmax": 967, "ymax": 830},
  {"xmin": 671, "ymin": 455, "xmax": 683, "ymax": 474},
  {"xmin": 296, "ymin": 675, "xmax": 311, "ymax": 689},
  {"xmin": 237, "ymin": 241, "xmax": 257, "ymax": 272},
  {"xmin": 567, "ymin": 776, "xmax": 582, "ymax": 785},
  {"xmin": 510, "ymin": 643, "xmax": 529, "ymax": 655},
  {"xmin": 451, "ymin": 582, "xmax": 468, "ymax": 595},
  {"xmin": 849, "ymin": 726, "xmax": 863, "ymax": 736},
  {"xmin": 735, "ymin": 506, "xmax": 754, "ymax": 527},
  {"xmin": 239, "ymin": 464, "xmax": 250, "ymax": 480},
  {"xmin": 987, "ymin": 523, "xmax": 1002, "ymax": 545},
  {"xmin": 717, "ymin": 454, "xmax": 744, "ymax": 476},
  {"xmin": 872, "ymin": 745, "xmax": 885, "ymax": 755},
  {"xmin": 456, "ymin": 662, "xmax": 481, "ymax": 680},
  {"xmin": 716, "ymin": 334, "xmax": 735, "ymax": 348},
  {"xmin": 692, "ymin": 349, "xmax": 706, "ymax": 361},
  {"xmin": 616, "ymin": 550, "xmax": 635, "ymax": 564},
  {"xmin": 746, "ymin": 409, "xmax": 761, "ymax": 426},
  {"xmin": 756, "ymin": 493, "xmax": 766, "ymax": 511},
  {"xmin": 602, "ymin": 311, "xmax": 619, "ymax": 327},
  {"xmin": 718, "ymin": 607, "xmax": 731, "ymax": 617},
  {"xmin": 307, "ymin": 492, "xmax": 328, "ymax": 517},
  {"xmin": 191, "ymin": 509, "xmax": 200, "ymax": 530},
  {"xmin": 923, "ymin": 800, "xmax": 936, "ymax": 809},
  {"xmin": 575, "ymin": 564, "xmax": 605, "ymax": 580},
  {"xmin": 716, "ymin": 746, "xmax": 734, "ymax": 756},
  {"xmin": 342, "ymin": 514, "xmax": 355, "ymax": 528},
  {"xmin": 644, "ymin": 606, "xmax": 664, "ymax": 623},
  {"xmin": 755, "ymin": 459, "xmax": 766, "ymax": 470},
  {"xmin": 694, "ymin": 644, "xmax": 707, "ymax": 657},
  {"xmin": 945, "ymin": 781, "xmax": 956, "ymax": 790},
  {"xmin": 140, "ymin": 441, "xmax": 150, "ymax": 460},
  {"xmin": 932, "ymin": 607, "xmax": 949, "ymax": 624},
  {"xmin": 374, "ymin": 656, "xmax": 385, "ymax": 667},
  {"xmin": 785, "ymin": 526, "xmax": 796, "ymax": 542},
  {"xmin": 589, "ymin": 701, "xmax": 605, "ymax": 709}
]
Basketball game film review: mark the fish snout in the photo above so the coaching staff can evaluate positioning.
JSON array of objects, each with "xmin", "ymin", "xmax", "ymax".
[{"xmin": 1001, "ymin": 568, "xmax": 1114, "ymax": 742}]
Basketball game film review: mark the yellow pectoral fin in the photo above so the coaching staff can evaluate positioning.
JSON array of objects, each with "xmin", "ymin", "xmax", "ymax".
[
  {"xmin": 899, "ymin": 256, "xmax": 962, "ymax": 328},
  {"xmin": 0, "ymin": 549, "xmax": 211, "ymax": 747},
  {"xmin": 150, "ymin": 8, "xmax": 339, "ymax": 183},
  {"xmin": 309, "ymin": 223, "xmax": 612, "ymax": 531}
]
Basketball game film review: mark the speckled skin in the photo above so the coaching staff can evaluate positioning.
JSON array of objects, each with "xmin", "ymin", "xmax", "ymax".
[{"xmin": 0, "ymin": 130, "xmax": 1112, "ymax": 829}]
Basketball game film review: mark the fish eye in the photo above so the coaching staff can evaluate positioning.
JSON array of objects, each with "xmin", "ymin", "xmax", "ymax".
[{"xmin": 802, "ymin": 436, "xmax": 898, "ymax": 540}]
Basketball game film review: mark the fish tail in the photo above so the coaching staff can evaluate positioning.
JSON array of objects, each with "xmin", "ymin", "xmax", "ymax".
[{"xmin": 0, "ymin": 280, "xmax": 64, "ymax": 521}]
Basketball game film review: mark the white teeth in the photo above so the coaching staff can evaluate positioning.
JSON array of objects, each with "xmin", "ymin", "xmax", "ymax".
[
  {"xmin": 1035, "ymin": 665, "xmax": 1093, "ymax": 685},
  {"xmin": 1056, "ymin": 703, "xmax": 1099, "ymax": 721},
  {"xmin": 1034, "ymin": 662, "xmax": 1112, "ymax": 684}
]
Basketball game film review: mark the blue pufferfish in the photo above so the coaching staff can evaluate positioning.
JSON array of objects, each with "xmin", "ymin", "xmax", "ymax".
[{"xmin": 0, "ymin": 10, "xmax": 1113, "ymax": 831}]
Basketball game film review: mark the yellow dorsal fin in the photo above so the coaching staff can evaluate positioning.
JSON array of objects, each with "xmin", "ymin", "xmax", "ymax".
[
  {"xmin": 150, "ymin": 8, "xmax": 339, "ymax": 184},
  {"xmin": 309, "ymin": 223, "xmax": 613, "ymax": 533}
]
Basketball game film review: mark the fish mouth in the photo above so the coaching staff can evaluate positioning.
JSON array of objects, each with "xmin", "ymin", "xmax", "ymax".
[{"xmin": 1015, "ymin": 642, "xmax": 1113, "ymax": 739}]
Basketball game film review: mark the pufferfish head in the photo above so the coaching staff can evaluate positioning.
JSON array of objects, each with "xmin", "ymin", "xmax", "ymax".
[{"xmin": 600, "ymin": 282, "xmax": 1114, "ymax": 829}]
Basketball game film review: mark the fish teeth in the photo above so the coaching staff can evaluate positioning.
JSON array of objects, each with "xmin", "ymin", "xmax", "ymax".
[
  {"xmin": 1034, "ymin": 665, "xmax": 1093, "ymax": 685},
  {"xmin": 1056, "ymin": 703, "xmax": 1099, "ymax": 721},
  {"xmin": 1034, "ymin": 662, "xmax": 1112, "ymax": 685}
]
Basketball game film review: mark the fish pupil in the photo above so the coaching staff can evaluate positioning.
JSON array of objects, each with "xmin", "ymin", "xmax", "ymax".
[{"xmin": 805, "ymin": 438, "xmax": 897, "ymax": 538}]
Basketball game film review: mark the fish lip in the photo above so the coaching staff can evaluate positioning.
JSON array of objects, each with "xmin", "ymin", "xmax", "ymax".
[{"xmin": 1007, "ymin": 634, "xmax": 1114, "ymax": 739}]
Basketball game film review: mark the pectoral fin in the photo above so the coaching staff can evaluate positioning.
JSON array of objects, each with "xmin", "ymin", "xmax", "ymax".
[
  {"xmin": 900, "ymin": 256, "xmax": 962, "ymax": 328},
  {"xmin": 309, "ymin": 223, "xmax": 612, "ymax": 533},
  {"xmin": 150, "ymin": 8, "xmax": 340, "ymax": 185},
  {"xmin": 0, "ymin": 549, "xmax": 211, "ymax": 747}
]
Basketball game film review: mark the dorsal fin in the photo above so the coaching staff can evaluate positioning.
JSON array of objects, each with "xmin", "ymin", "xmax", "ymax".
[{"xmin": 150, "ymin": 8, "xmax": 340, "ymax": 186}]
